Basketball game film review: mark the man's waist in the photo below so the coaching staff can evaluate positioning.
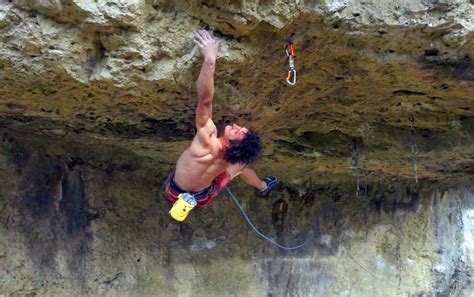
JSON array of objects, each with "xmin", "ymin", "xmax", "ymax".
[{"xmin": 170, "ymin": 173, "xmax": 212, "ymax": 196}]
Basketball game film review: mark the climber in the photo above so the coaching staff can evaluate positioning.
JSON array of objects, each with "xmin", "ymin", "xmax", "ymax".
[{"xmin": 164, "ymin": 29, "xmax": 278, "ymax": 220}]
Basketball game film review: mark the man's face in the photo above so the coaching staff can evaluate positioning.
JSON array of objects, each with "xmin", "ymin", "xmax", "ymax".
[{"xmin": 224, "ymin": 123, "xmax": 248, "ymax": 141}]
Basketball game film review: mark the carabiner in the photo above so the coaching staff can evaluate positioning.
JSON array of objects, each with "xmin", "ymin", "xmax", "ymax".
[{"xmin": 286, "ymin": 68, "xmax": 296, "ymax": 86}]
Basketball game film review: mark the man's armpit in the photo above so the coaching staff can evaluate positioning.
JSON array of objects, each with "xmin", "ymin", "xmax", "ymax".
[{"xmin": 194, "ymin": 123, "xmax": 215, "ymax": 145}]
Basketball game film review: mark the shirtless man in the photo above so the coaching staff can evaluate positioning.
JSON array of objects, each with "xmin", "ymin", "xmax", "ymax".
[{"xmin": 164, "ymin": 29, "xmax": 278, "ymax": 209}]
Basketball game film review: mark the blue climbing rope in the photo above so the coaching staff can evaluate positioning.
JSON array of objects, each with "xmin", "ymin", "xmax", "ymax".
[
  {"xmin": 226, "ymin": 189, "xmax": 401, "ymax": 287},
  {"xmin": 225, "ymin": 187, "xmax": 317, "ymax": 250}
]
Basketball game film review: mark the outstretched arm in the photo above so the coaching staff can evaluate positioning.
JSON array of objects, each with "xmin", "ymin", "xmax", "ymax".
[{"xmin": 194, "ymin": 29, "xmax": 220, "ymax": 128}]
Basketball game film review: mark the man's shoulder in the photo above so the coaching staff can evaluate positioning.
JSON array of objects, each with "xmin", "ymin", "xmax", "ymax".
[
  {"xmin": 204, "ymin": 118, "xmax": 217, "ymax": 129},
  {"xmin": 191, "ymin": 125, "xmax": 217, "ymax": 149},
  {"xmin": 196, "ymin": 119, "xmax": 217, "ymax": 136}
]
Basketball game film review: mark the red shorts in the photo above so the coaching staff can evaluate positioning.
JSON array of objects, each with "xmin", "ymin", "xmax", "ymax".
[{"xmin": 164, "ymin": 171, "xmax": 232, "ymax": 207}]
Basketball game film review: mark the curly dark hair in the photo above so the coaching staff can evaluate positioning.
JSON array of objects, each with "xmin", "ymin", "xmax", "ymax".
[{"xmin": 223, "ymin": 130, "xmax": 262, "ymax": 165}]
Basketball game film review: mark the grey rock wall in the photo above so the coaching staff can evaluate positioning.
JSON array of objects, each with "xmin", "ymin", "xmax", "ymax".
[
  {"xmin": 0, "ymin": 130, "xmax": 472, "ymax": 296},
  {"xmin": 0, "ymin": 0, "xmax": 473, "ymax": 296}
]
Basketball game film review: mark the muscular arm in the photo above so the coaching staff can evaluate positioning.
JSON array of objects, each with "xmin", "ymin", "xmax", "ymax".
[
  {"xmin": 193, "ymin": 30, "xmax": 220, "ymax": 129},
  {"xmin": 195, "ymin": 58, "xmax": 215, "ymax": 128}
]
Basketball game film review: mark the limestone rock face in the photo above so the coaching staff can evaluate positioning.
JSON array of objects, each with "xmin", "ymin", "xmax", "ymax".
[{"xmin": 0, "ymin": 1, "xmax": 473, "ymax": 296}]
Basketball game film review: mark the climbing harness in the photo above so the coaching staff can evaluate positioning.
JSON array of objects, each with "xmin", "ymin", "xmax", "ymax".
[
  {"xmin": 351, "ymin": 138, "xmax": 361, "ymax": 197},
  {"xmin": 285, "ymin": 32, "xmax": 297, "ymax": 86},
  {"xmin": 409, "ymin": 115, "xmax": 419, "ymax": 184},
  {"xmin": 225, "ymin": 187, "xmax": 316, "ymax": 250}
]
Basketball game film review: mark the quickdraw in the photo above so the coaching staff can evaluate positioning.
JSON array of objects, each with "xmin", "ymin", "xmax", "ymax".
[
  {"xmin": 409, "ymin": 115, "xmax": 419, "ymax": 184},
  {"xmin": 363, "ymin": 168, "xmax": 369, "ymax": 198},
  {"xmin": 351, "ymin": 138, "xmax": 360, "ymax": 197},
  {"xmin": 285, "ymin": 32, "xmax": 296, "ymax": 86}
]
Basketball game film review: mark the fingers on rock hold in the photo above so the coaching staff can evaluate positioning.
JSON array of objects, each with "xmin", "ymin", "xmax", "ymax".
[{"xmin": 193, "ymin": 37, "xmax": 203, "ymax": 47}]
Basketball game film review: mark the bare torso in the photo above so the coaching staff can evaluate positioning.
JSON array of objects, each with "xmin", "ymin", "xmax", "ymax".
[{"xmin": 174, "ymin": 119, "xmax": 229, "ymax": 191}]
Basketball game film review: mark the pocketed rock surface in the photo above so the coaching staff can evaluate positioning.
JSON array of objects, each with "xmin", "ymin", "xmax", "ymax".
[{"xmin": 0, "ymin": 1, "xmax": 473, "ymax": 296}]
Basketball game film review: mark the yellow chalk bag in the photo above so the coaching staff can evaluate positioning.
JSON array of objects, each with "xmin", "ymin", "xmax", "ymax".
[{"xmin": 169, "ymin": 193, "xmax": 197, "ymax": 222}]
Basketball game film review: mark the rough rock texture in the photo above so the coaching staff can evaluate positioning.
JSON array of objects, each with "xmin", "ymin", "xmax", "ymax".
[{"xmin": 0, "ymin": 0, "xmax": 473, "ymax": 296}]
